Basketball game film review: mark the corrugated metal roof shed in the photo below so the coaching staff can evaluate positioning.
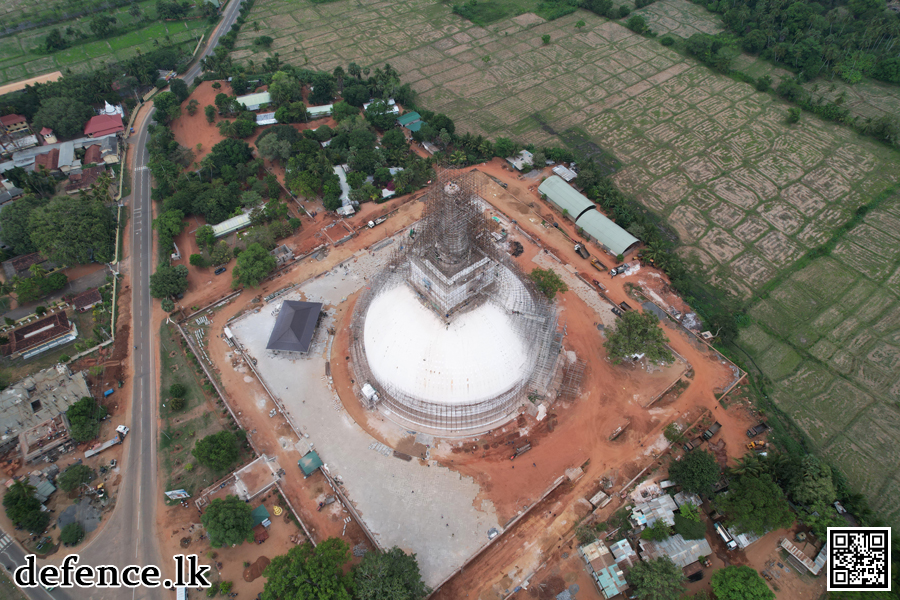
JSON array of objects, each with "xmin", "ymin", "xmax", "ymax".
[
  {"xmin": 298, "ymin": 451, "xmax": 323, "ymax": 477},
  {"xmin": 397, "ymin": 111, "xmax": 421, "ymax": 127},
  {"xmin": 235, "ymin": 91, "xmax": 271, "ymax": 110},
  {"xmin": 307, "ymin": 104, "xmax": 333, "ymax": 118},
  {"xmin": 211, "ymin": 213, "xmax": 252, "ymax": 237},
  {"xmin": 639, "ymin": 534, "xmax": 712, "ymax": 568},
  {"xmin": 256, "ymin": 112, "xmax": 277, "ymax": 125},
  {"xmin": 552, "ymin": 165, "xmax": 577, "ymax": 181},
  {"xmin": 575, "ymin": 209, "xmax": 640, "ymax": 256},
  {"xmin": 538, "ymin": 175, "xmax": 594, "ymax": 222}
]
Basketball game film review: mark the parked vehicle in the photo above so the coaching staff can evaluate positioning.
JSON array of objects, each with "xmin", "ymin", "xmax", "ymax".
[
  {"xmin": 619, "ymin": 301, "xmax": 633, "ymax": 312},
  {"xmin": 701, "ymin": 421, "xmax": 722, "ymax": 440},
  {"xmin": 574, "ymin": 244, "xmax": 590, "ymax": 259},
  {"xmin": 215, "ymin": 267, "xmax": 227, "ymax": 275},
  {"xmin": 746, "ymin": 422, "xmax": 769, "ymax": 438},
  {"xmin": 367, "ymin": 216, "xmax": 387, "ymax": 228},
  {"xmin": 747, "ymin": 440, "xmax": 766, "ymax": 450},
  {"xmin": 682, "ymin": 436, "xmax": 704, "ymax": 451},
  {"xmin": 103, "ymin": 389, "xmax": 114, "ymax": 397},
  {"xmin": 589, "ymin": 257, "xmax": 606, "ymax": 271},
  {"xmin": 317, "ymin": 496, "xmax": 336, "ymax": 511},
  {"xmin": 609, "ymin": 265, "xmax": 626, "ymax": 277},
  {"xmin": 714, "ymin": 522, "xmax": 738, "ymax": 550},
  {"xmin": 592, "ymin": 279, "xmax": 606, "ymax": 291},
  {"xmin": 611, "ymin": 306, "xmax": 623, "ymax": 317}
]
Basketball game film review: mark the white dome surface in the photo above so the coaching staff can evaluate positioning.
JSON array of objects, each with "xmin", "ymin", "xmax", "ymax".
[{"xmin": 364, "ymin": 285, "xmax": 529, "ymax": 405}]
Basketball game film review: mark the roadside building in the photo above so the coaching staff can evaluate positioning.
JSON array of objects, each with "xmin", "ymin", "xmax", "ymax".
[
  {"xmin": 307, "ymin": 104, "xmax": 333, "ymax": 119},
  {"xmin": 538, "ymin": 175, "xmax": 594, "ymax": 222},
  {"xmin": 552, "ymin": 164, "xmax": 577, "ymax": 181},
  {"xmin": 33, "ymin": 148, "xmax": 60, "ymax": 174},
  {"xmin": 608, "ymin": 538, "xmax": 639, "ymax": 569},
  {"xmin": 0, "ymin": 312, "xmax": 77, "ymax": 359},
  {"xmin": 65, "ymin": 165, "xmax": 107, "ymax": 195},
  {"xmin": 73, "ymin": 288, "xmax": 103, "ymax": 313},
  {"xmin": 40, "ymin": 128, "xmax": 57, "ymax": 145},
  {"xmin": 298, "ymin": 450, "xmax": 323, "ymax": 478},
  {"xmin": 271, "ymin": 245, "xmax": 294, "ymax": 267},
  {"xmin": 83, "ymin": 144, "xmax": 102, "ymax": 165},
  {"xmin": 1, "ymin": 252, "xmax": 53, "ymax": 280},
  {"xmin": 631, "ymin": 493, "xmax": 678, "ymax": 528},
  {"xmin": 84, "ymin": 114, "xmax": 124, "ymax": 138},
  {"xmin": 397, "ymin": 111, "xmax": 423, "ymax": 133},
  {"xmin": 0, "ymin": 365, "xmax": 90, "ymax": 457}
]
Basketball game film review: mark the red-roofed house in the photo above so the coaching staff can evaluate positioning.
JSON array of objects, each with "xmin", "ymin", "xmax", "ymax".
[
  {"xmin": 73, "ymin": 289, "xmax": 102, "ymax": 313},
  {"xmin": 83, "ymin": 114, "xmax": 124, "ymax": 138},
  {"xmin": 65, "ymin": 165, "xmax": 106, "ymax": 195},
  {"xmin": 0, "ymin": 114, "xmax": 27, "ymax": 134},
  {"xmin": 40, "ymin": 127, "xmax": 57, "ymax": 144},
  {"xmin": 33, "ymin": 148, "xmax": 60, "ymax": 173},
  {"xmin": 83, "ymin": 145, "xmax": 101, "ymax": 165}
]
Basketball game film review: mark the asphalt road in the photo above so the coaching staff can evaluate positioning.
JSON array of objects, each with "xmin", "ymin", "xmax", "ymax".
[{"xmin": 0, "ymin": 0, "xmax": 245, "ymax": 597}]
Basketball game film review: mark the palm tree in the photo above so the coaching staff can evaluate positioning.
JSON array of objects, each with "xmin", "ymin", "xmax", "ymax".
[
  {"xmin": 449, "ymin": 150, "xmax": 467, "ymax": 166},
  {"xmin": 29, "ymin": 263, "xmax": 47, "ymax": 279},
  {"xmin": 728, "ymin": 453, "xmax": 767, "ymax": 477}
]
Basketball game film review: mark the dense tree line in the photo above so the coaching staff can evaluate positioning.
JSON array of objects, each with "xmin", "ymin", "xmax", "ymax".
[{"xmin": 685, "ymin": 0, "xmax": 900, "ymax": 85}]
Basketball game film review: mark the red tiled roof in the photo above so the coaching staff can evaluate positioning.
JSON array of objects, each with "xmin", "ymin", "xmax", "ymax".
[
  {"xmin": 83, "ymin": 145, "xmax": 101, "ymax": 164},
  {"xmin": 33, "ymin": 148, "xmax": 59, "ymax": 172},
  {"xmin": 10, "ymin": 252, "xmax": 46, "ymax": 273},
  {"xmin": 2, "ymin": 312, "xmax": 72, "ymax": 355},
  {"xmin": 73, "ymin": 288, "xmax": 102, "ymax": 310},
  {"xmin": 40, "ymin": 127, "xmax": 53, "ymax": 136},
  {"xmin": 0, "ymin": 114, "xmax": 26, "ymax": 127},
  {"xmin": 83, "ymin": 114, "xmax": 124, "ymax": 137},
  {"xmin": 65, "ymin": 165, "xmax": 106, "ymax": 193}
]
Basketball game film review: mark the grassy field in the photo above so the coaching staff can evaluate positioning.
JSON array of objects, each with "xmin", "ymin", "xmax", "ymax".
[
  {"xmin": 235, "ymin": 0, "xmax": 900, "ymax": 524},
  {"xmin": 0, "ymin": 0, "xmax": 209, "ymax": 85},
  {"xmin": 159, "ymin": 322, "xmax": 253, "ymax": 497}
]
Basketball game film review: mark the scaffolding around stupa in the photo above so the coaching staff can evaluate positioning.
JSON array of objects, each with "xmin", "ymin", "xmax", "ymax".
[{"xmin": 349, "ymin": 169, "xmax": 563, "ymax": 433}]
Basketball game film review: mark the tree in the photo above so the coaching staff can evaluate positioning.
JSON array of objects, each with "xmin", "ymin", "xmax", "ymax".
[
  {"xmin": 162, "ymin": 298, "xmax": 175, "ymax": 312},
  {"xmin": 257, "ymin": 135, "xmax": 292, "ymax": 162},
  {"xmin": 787, "ymin": 107, "xmax": 801, "ymax": 124},
  {"xmin": 58, "ymin": 464, "xmax": 94, "ymax": 492},
  {"xmin": 253, "ymin": 35, "xmax": 274, "ymax": 48},
  {"xmin": 149, "ymin": 264, "xmax": 189, "ymax": 298},
  {"xmin": 262, "ymin": 538, "xmax": 353, "ymax": 600},
  {"xmin": 196, "ymin": 225, "xmax": 216, "ymax": 250},
  {"xmin": 354, "ymin": 546, "xmax": 429, "ymax": 600},
  {"xmin": 343, "ymin": 83, "xmax": 369, "ymax": 107},
  {"xmin": 66, "ymin": 397, "xmax": 107, "ymax": 442},
  {"xmin": 627, "ymin": 556, "xmax": 684, "ymax": 600},
  {"xmin": 60, "ymin": 522, "xmax": 85, "ymax": 545},
  {"xmin": 603, "ymin": 310, "xmax": 672, "ymax": 363},
  {"xmin": 269, "ymin": 71, "xmax": 302, "ymax": 107},
  {"xmin": 33, "ymin": 97, "xmax": 95, "ymax": 139},
  {"xmin": 0, "ymin": 195, "xmax": 47, "ymax": 254},
  {"xmin": 669, "ymin": 450, "xmax": 720, "ymax": 495},
  {"xmin": 542, "ymin": 34, "xmax": 551, "ymax": 45},
  {"xmin": 641, "ymin": 519, "xmax": 671, "ymax": 541},
  {"xmin": 29, "ymin": 189, "xmax": 116, "ymax": 265},
  {"xmin": 365, "ymin": 101, "xmax": 396, "ymax": 130},
  {"xmin": 529, "ymin": 268, "xmax": 568, "ymax": 300},
  {"xmin": 192, "ymin": 430, "xmax": 241, "ymax": 472},
  {"xmin": 209, "ymin": 138, "xmax": 253, "ymax": 170},
  {"xmin": 190, "ymin": 254, "xmax": 208, "ymax": 267},
  {"xmin": 331, "ymin": 101, "xmax": 359, "ymax": 122},
  {"xmin": 711, "ymin": 566, "xmax": 774, "ymax": 600},
  {"xmin": 45, "ymin": 28, "xmax": 69, "ymax": 51},
  {"xmin": 89, "ymin": 14, "xmax": 117, "ymax": 38},
  {"xmin": 717, "ymin": 473, "xmax": 794, "ymax": 535},
  {"xmin": 309, "ymin": 72, "xmax": 335, "ymax": 105},
  {"xmin": 201, "ymin": 495, "xmax": 254, "ymax": 547},
  {"xmin": 205, "ymin": 105, "xmax": 216, "ymax": 124},
  {"xmin": 531, "ymin": 150, "xmax": 546, "ymax": 170},
  {"xmin": 3, "ymin": 480, "xmax": 42, "ymax": 528},
  {"xmin": 169, "ymin": 78, "xmax": 189, "ymax": 103},
  {"xmin": 790, "ymin": 456, "xmax": 836, "ymax": 507},
  {"xmin": 233, "ymin": 242, "xmax": 276, "ymax": 288},
  {"xmin": 493, "ymin": 137, "xmax": 516, "ymax": 158},
  {"xmin": 576, "ymin": 19, "xmax": 586, "ymax": 28},
  {"xmin": 673, "ymin": 513, "xmax": 706, "ymax": 540},
  {"xmin": 153, "ymin": 91, "xmax": 182, "ymax": 124},
  {"xmin": 170, "ymin": 383, "xmax": 187, "ymax": 398},
  {"xmin": 627, "ymin": 14, "xmax": 648, "ymax": 33}
]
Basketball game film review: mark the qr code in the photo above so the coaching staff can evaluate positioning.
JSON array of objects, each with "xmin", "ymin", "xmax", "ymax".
[{"xmin": 827, "ymin": 527, "xmax": 892, "ymax": 591}]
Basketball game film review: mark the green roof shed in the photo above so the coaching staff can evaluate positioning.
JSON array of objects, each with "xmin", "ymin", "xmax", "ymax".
[
  {"xmin": 574, "ymin": 209, "xmax": 640, "ymax": 256},
  {"xmin": 298, "ymin": 451, "xmax": 323, "ymax": 478},
  {"xmin": 397, "ymin": 112, "xmax": 422, "ymax": 127},
  {"xmin": 537, "ymin": 176, "xmax": 594, "ymax": 222},
  {"xmin": 251, "ymin": 504, "xmax": 271, "ymax": 528}
]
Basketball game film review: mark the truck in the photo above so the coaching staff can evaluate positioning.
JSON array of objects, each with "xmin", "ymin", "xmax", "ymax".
[
  {"xmin": 510, "ymin": 441, "xmax": 532, "ymax": 460},
  {"xmin": 367, "ymin": 216, "xmax": 387, "ymax": 228},
  {"xmin": 609, "ymin": 265, "xmax": 627, "ymax": 277},
  {"xmin": 746, "ymin": 422, "xmax": 769, "ymax": 438},
  {"xmin": 574, "ymin": 244, "xmax": 590, "ymax": 259},
  {"xmin": 714, "ymin": 522, "xmax": 738, "ymax": 550},
  {"xmin": 682, "ymin": 436, "xmax": 704, "ymax": 451},
  {"xmin": 701, "ymin": 421, "xmax": 722, "ymax": 440},
  {"xmin": 589, "ymin": 257, "xmax": 606, "ymax": 272},
  {"xmin": 84, "ymin": 425, "xmax": 129, "ymax": 459}
]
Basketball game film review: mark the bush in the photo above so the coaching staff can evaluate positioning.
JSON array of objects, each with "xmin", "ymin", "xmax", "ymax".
[
  {"xmin": 640, "ymin": 519, "xmax": 670, "ymax": 541},
  {"xmin": 161, "ymin": 298, "xmax": 175, "ymax": 312},
  {"xmin": 189, "ymin": 253, "xmax": 208, "ymax": 268},
  {"xmin": 787, "ymin": 107, "xmax": 801, "ymax": 124},
  {"xmin": 673, "ymin": 513, "xmax": 706, "ymax": 539},
  {"xmin": 541, "ymin": 34, "xmax": 551, "ymax": 45},
  {"xmin": 755, "ymin": 75, "xmax": 772, "ymax": 92},
  {"xmin": 59, "ymin": 354, "xmax": 70, "ymax": 362},
  {"xmin": 660, "ymin": 35, "xmax": 675, "ymax": 46},
  {"xmin": 60, "ymin": 522, "xmax": 85, "ymax": 545},
  {"xmin": 626, "ymin": 15, "xmax": 648, "ymax": 33},
  {"xmin": 618, "ymin": 5, "xmax": 631, "ymax": 17},
  {"xmin": 170, "ymin": 383, "xmax": 187, "ymax": 398},
  {"xmin": 170, "ymin": 397, "xmax": 186, "ymax": 411},
  {"xmin": 58, "ymin": 464, "xmax": 93, "ymax": 492},
  {"xmin": 35, "ymin": 306, "xmax": 46, "ymax": 316}
]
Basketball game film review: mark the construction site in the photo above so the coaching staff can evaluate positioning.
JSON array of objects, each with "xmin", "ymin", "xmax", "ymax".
[{"xmin": 161, "ymin": 160, "xmax": 756, "ymax": 598}]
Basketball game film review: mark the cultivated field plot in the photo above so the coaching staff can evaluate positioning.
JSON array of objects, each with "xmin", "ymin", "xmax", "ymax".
[
  {"xmin": 632, "ymin": 0, "xmax": 724, "ymax": 37},
  {"xmin": 236, "ymin": 0, "xmax": 900, "ymax": 524},
  {"xmin": 739, "ymin": 193, "xmax": 900, "ymax": 527},
  {"xmin": 0, "ymin": 0, "xmax": 208, "ymax": 85}
]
